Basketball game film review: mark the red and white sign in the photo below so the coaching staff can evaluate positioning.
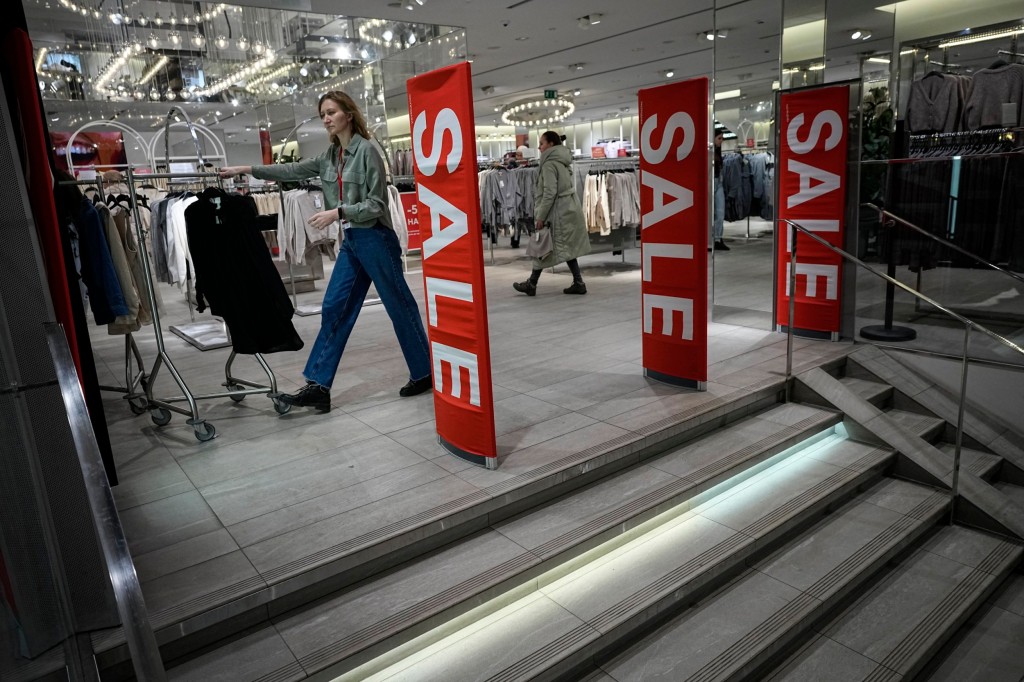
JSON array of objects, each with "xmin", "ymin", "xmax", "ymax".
[
  {"xmin": 399, "ymin": 192, "xmax": 421, "ymax": 252},
  {"xmin": 775, "ymin": 84, "xmax": 850, "ymax": 335},
  {"xmin": 638, "ymin": 77, "xmax": 709, "ymax": 388},
  {"xmin": 407, "ymin": 63, "xmax": 497, "ymax": 466}
]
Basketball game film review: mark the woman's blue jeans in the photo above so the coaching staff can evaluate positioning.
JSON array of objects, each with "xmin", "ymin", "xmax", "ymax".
[{"xmin": 303, "ymin": 225, "xmax": 431, "ymax": 388}]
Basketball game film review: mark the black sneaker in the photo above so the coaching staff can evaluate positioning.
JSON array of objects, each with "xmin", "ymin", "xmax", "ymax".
[
  {"xmin": 715, "ymin": 240, "xmax": 731, "ymax": 251},
  {"xmin": 400, "ymin": 375, "xmax": 433, "ymax": 397},
  {"xmin": 563, "ymin": 281, "xmax": 587, "ymax": 295},
  {"xmin": 513, "ymin": 281, "xmax": 537, "ymax": 296},
  {"xmin": 279, "ymin": 382, "xmax": 330, "ymax": 412}
]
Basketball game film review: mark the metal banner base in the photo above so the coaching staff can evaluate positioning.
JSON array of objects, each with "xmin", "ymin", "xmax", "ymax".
[
  {"xmin": 644, "ymin": 368, "xmax": 706, "ymax": 391},
  {"xmin": 777, "ymin": 325, "xmax": 840, "ymax": 342},
  {"xmin": 294, "ymin": 304, "xmax": 322, "ymax": 317},
  {"xmin": 860, "ymin": 324, "xmax": 917, "ymax": 342},
  {"xmin": 169, "ymin": 320, "xmax": 231, "ymax": 351},
  {"xmin": 439, "ymin": 435, "xmax": 498, "ymax": 470}
]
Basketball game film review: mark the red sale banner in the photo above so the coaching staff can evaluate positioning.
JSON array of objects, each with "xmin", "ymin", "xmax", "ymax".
[
  {"xmin": 399, "ymin": 192, "xmax": 422, "ymax": 252},
  {"xmin": 407, "ymin": 63, "xmax": 498, "ymax": 467},
  {"xmin": 775, "ymin": 84, "xmax": 850, "ymax": 335},
  {"xmin": 638, "ymin": 77, "xmax": 709, "ymax": 388}
]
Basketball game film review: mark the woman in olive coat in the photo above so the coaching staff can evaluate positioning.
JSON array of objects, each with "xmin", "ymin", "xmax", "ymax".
[{"xmin": 513, "ymin": 131, "xmax": 591, "ymax": 296}]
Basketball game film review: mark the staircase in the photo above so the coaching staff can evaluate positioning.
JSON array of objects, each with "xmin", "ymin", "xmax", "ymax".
[{"xmin": 135, "ymin": 345, "xmax": 1024, "ymax": 682}]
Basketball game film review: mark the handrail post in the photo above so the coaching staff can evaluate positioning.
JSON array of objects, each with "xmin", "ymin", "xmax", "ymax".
[
  {"xmin": 950, "ymin": 323, "xmax": 971, "ymax": 524},
  {"xmin": 786, "ymin": 222, "xmax": 797, "ymax": 402}
]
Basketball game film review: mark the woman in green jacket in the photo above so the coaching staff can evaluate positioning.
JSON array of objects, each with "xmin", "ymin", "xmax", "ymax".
[
  {"xmin": 513, "ymin": 130, "xmax": 591, "ymax": 296},
  {"xmin": 219, "ymin": 91, "xmax": 432, "ymax": 412}
]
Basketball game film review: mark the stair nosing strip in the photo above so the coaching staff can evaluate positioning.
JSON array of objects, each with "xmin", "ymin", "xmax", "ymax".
[
  {"xmin": 634, "ymin": 394, "xmax": 733, "ymax": 436},
  {"xmin": 879, "ymin": 567, "xmax": 992, "ymax": 672},
  {"xmin": 684, "ymin": 592, "xmax": 820, "ymax": 682},
  {"xmin": 485, "ymin": 623, "xmax": 598, "ymax": 682},
  {"xmin": 298, "ymin": 552, "xmax": 539, "ymax": 670},
  {"xmin": 534, "ymin": 416, "xmax": 834, "ymax": 559},
  {"xmin": 741, "ymin": 467, "xmax": 861, "ymax": 538},
  {"xmin": 150, "ymin": 574, "xmax": 267, "ymax": 629},
  {"xmin": 863, "ymin": 664, "xmax": 903, "ymax": 682},
  {"xmin": 252, "ymin": 661, "xmax": 307, "ymax": 682}
]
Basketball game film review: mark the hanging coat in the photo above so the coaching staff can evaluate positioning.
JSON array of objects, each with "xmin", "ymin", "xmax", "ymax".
[{"xmin": 533, "ymin": 144, "xmax": 591, "ymax": 268}]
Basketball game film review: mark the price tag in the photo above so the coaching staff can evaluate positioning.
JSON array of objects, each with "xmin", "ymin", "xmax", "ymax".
[{"xmin": 313, "ymin": 196, "xmax": 322, "ymax": 209}]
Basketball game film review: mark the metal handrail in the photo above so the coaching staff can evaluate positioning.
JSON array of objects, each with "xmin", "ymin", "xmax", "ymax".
[
  {"xmin": 45, "ymin": 324, "xmax": 166, "ymax": 681},
  {"xmin": 781, "ymin": 218, "xmax": 1024, "ymax": 525},
  {"xmin": 862, "ymin": 203, "xmax": 1024, "ymax": 287}
]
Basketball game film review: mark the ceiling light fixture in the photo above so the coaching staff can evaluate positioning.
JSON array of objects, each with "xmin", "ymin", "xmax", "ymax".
[
  {"xmin": 35, "ymin": 47, "xmax": 48, "ymax": 71},
  {"xmin": 717, "ymin": 29, "xmax": 729, "ymax": 38},
  {"xmin": 577, "ymin": 14, "xmax": 602, "ymax": 28},
  {"xmin": 138, "ymin": 56, "xmax": 169, "ymax": 86},
  {"xmin": 501, "ymin": 96, "xmax": 575, "ymax": 127},
  {"xmin": 167, "ymin": 31, "xmax": 182, "ymax": 46},
  {"xmin": 569, "ymin": 63, "xmax": 584, "ymax": 71},
  {"xmin": 403, "ymin": 0, "xmax": 415, "ymax": 9},
  {"xmin": 252, "ymin": 41, "xmax": 266, "ymax": 55},
  {"xmin": 866, "ymin": 56, "xmax": 890, "ymax": 64},
  {"xmin": 850, "ymin": 29, "xmax": 872, "ymax": 40},
  {"xmin": 191, "ymin": 33, "xmax": 205, "ymax": 48},
  {"xmin": 664, "ymin": 69, "xmax": 675, "ymax": 78},
  {"xmin": 705, "ymin": 31, "xmax": 716, "ymax": 41},
  {"xmin": 573, "ymin": 88, "xmax": 581, "ymax": 96},
  {"xmin": 236, "ymin": 36, "xmax": 249, "ymax": 51},
  {"xmin": 937, "ymin": 25, "xmax": 1024, "ymax": 48},
  {"xmin": 714, "ymin": 89, "xmax": 741, "ymax": 100},
  {"xmin": 196, "ymin": 50, "xmax": 277, "ymax": 97}
]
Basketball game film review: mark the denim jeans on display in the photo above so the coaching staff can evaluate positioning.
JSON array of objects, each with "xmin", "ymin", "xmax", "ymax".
[
  {"xmin": 713, "ymin": 177, "xmax": 725, "ymax": 241},
  {"xmin": 303, "ymin": 225, "xmax": 431, "ymax": 388}
]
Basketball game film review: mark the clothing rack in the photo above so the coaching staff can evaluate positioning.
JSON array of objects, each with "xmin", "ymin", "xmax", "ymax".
[
  {"xmin": 908, "ymin": 128, "xmax": 1022, "ymax": 157},
  {"xmin": 573, "ymin": 157, "xmax": 641, "ymax": 262},
  {"xmin": 111, "ymin": 106, "xmax": 286, "ymax": 441}
]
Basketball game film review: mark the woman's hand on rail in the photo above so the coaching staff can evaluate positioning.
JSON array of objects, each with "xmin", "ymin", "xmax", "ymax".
[{"xmin": 218, "ymin": 166, "xmax": 251, "ymax": 178}]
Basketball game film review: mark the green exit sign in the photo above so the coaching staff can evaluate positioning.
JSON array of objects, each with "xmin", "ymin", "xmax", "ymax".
[{"xmin": 544, "ymin": 89, "xmax": 557, "ymax": 99}]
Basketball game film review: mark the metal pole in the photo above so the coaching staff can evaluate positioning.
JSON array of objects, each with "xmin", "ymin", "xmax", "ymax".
[
  {"xmin": 950, "ymin": 323, "xmax": 971, "ymax": 524},
  {"xmin": 786, "ymin": 223, "xmax": 797, "ymax": 402}
]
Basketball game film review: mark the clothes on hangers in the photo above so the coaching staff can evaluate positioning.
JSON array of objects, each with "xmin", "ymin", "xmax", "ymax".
[
  {"xmin": 185, "ymin": 189, "xmax": 304, "ymax": 355},
  {"xmin": 963, "ymin": 63, "xmax": 1024, "ymax": 130},
  {"xmin": 71, "ymin": 196, "xmax": 130, "ymax": 325},
  {"xmin": 277, "ymin": 188, "xmax": 340, "ymax": 265},
  {"xmin": 907, "ymin": 71, "xmax": 966, "ymax": 134},
  {"xmin": 720, "ymin": 151, "xmax": 774, "ymax": 221},
  {"xmin": 386, "ymin": 184, "xmax": 410, "ymax": 253}
]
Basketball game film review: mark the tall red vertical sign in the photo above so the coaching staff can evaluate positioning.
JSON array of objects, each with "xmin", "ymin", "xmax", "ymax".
[
  {"xmin": 775, "ymin": 84, "xmax": 849, "ymax": 335},
  {"xmin": 407, "ymin": 63, "xmax": 498, "ymax": 467},
  {"xmin": 638, "ymin": 78, "xmax": 709, "ymax": 388}
]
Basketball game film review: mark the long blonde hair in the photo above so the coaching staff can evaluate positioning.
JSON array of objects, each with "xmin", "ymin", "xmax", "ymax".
[{"xmin": 318, "ymin": 91, "xmax": 372, "ymax": 146}]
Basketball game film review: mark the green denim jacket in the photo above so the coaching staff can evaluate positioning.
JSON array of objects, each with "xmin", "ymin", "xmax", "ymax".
[{"xmin": 250, "ymin": 134, "xmax": 392, "ymax": 229}]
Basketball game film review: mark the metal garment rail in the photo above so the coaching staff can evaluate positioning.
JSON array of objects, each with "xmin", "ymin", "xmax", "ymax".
[
  {"xmin": 120, "ymin": 165, "xmax": 289, "ymax": 441},
  {"xmin": 780, "ymin": 218, "xmax": 1024, "ymax": 525}
]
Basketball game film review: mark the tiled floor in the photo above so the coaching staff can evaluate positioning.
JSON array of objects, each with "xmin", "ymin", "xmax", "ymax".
[{"xmin": 92, "ymin": 237, "xmax": 856, "ymax": 630}]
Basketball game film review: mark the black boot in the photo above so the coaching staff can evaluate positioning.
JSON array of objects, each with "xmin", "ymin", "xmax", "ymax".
[
  {"xmin": 279, "ymin": 381, "xmax": 330, "ymax": 412},
  {"xmin": 513, "ymin": 280, "xmax": 537, "ymax": 296},
  {"xmin": 715, "ymin": 239, "xmax": 730, "ymax": 251},
  {"xmin": 400, "ymin": 375, "xmax": 433, "ymax": 397},
  {"xmin": 563, "ymin": 281, "xmax": 587, "ymax": 295}
]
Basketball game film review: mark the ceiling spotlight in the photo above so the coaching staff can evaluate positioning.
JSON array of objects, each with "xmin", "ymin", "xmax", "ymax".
[
  {"xmin": 215, "ymin": 35, "xmax": 228, "ymax": 49},
  {"xmin": 664, "ymin": 69, "xmax": 675, "ymax": 78},
  {"xmin": 415, "ymin": 0, "xmax": 426, "ymax": 5},
  {"xmin": 403, "ymin": 1, "xmax": 414, "ymax": 10},
  {"xmin": 382, "ymin": 29, "xmax": 394, "ymax": 42},
  {"xmin": 569, "ymin": 63, "xmax": 584, "ymax": 71},
  {"xmin": 359, "ymin": 47, "xmax": 370, "ymax": 59},
  {"xmin": 577, "ymin": 14, "xmax": 602, "ymax": 28},
  {"xmin": 717, "ymin": 29, "xmax": 729, "ymax": 38},
  {"xmin": 299, "ymin": 64, "xmax": 309, "ymax": 76},
  {"xmin": 319, "ymin": 35, "xmax": 330, "ymax": 45},
  {"xmin": 851, "ymin": 29, "xmax": 872, "ymax": 40},
  {"xmin": 322, "ymin": 64, "xmax": 331, "ymax": 77},
  {"xmin": 573, "ymin": 88, "xmax": 581, "ymax": 96},
  {"xmin": 408, "ymin": 32, "xmax": 417, "ymax": 45},
  {"xmin": 705, "ymin": 31, "xmax": 716, "ymax": 41}
]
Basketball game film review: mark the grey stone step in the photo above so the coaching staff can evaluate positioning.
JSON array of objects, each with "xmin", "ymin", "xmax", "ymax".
[
  {"xmin": 595, "ymin": 477, "xmax": 948, "ymax": 682},
  {"xmin": 323, "ymin": 437, "xmax": 897, "ymax": 681},
  {"xmin": 994, "ymin": 481, "xmax": 1024, "ymax": 509},
  {"xmin": 938, "ymin": 443, "xmax": 1003, "ymax": 482},
  {"xmin": 839, "ymin": 376, "xmax": 893, "ymax": 407},
  {"xmin": 885, "ymin": 408, "xmax": 947, "ymax": 443},
  {"xmin": 770, "ymin": 525, "xmax": 1023, "ymax": 682},
  {"xmin": 93, "ymin": 375, "xmax": 795, "ymax": 674},
  {"xmin": 922, "ymin": 572, "xmax": 1024, "ymax": 681},
  {"xmin": 162, "ymin": 403, "xmax": 845, "ymax": 681}
]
